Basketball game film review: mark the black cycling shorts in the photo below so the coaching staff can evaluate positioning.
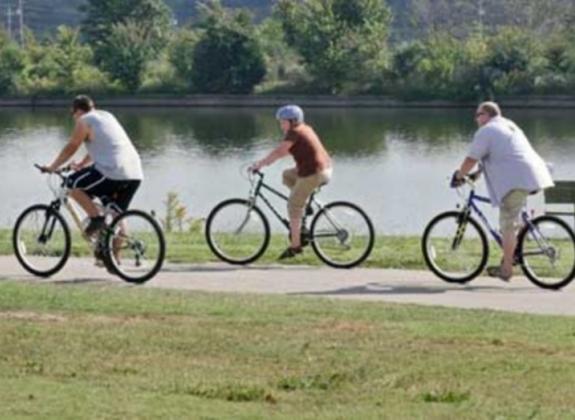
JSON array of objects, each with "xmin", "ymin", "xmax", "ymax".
[{"xmin": 66, "ymin": 166, "xmax": 141, "ymax": 212}]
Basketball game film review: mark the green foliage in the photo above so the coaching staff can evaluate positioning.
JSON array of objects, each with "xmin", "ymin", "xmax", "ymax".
[
  {"xmin": 255, "ymin": 18, "xmax": 305, "ymax": 89},
  {"xmin": 276, "ymin": 0, "xmax": 391, "ymax": 93},
  {"xmin": 17, "ymin": 27, "xmax": 108, "ymax": 95},
  {"xmin": 481, "ymin": 27, "xmax": 548, "ymax": 96},
  {"xmin": 0, "ymin": 32, "xmax": 24, "ymax": 94},
  {"xmin": 190, "ymin": 1, "xmax": 266, "ymax": 93},
  {"xmin": 96, "ymin": 20, "xmax": 159, "ymax": 92},
  {"xmin": 80, "ymin": 0, "xmax": 173, "ymax": 91},
  {"xmin": 168, "ymin": 29, "xmax": 199, "ymax": 88}
]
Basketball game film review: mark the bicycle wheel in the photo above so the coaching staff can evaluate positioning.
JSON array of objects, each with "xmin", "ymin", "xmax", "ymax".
[
  {"xmin": 103, "ymin": 210, "xmax": 165, "ymax": 284},
  {"xmin": 518, "ymin": 215, "xmax": 575, "ymax": 290},
  {"xmin": 422, "ymin": 211, "xmax": 488, "ymax": 283},
  {"xmin": 13, "ymin": 204, "xmax": 71, "ymax": 277},
  {"xmin": 310, "ymin": 201, "xmax": 374, "ymax": 268},
  {"xmin": 205, "ymin": 198, "xmax": 270, "ymax": 264}
]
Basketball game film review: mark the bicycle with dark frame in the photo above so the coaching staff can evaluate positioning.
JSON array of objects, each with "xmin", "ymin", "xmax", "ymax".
[{"xmin": 205, "ymin": 168, "xmax": 375, "ymax": 268}]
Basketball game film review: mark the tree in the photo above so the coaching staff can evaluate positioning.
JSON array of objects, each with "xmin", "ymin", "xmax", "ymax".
[
  {"xmin": 191, "ymin": 1, "xmax": 266, "ymax": 93},
  {"xmin": 168, "ymin": 28, "xmax": 199, "ymax": 87},
  {"xmin": 80, "ymin": 0, "xmax": 173, "ymax": 91},
  {"xmin": 0, "ymin": 31, "xmax": 24, "ymax": 95},
  {"xmin": 276, "ymin": 0, "xmax": 391, "ymax": 93},
  {"xmin": 17, "ymin": 27, "xmax": 108, "ymax": 94}
]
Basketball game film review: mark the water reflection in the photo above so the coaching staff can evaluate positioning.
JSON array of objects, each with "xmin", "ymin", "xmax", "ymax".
[{"xmin": 1, "ymin": 107, "xmax": 574, "ymax": 234}]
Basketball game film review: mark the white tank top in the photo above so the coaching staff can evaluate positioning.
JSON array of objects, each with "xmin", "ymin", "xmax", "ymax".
[{"xmin": 80, "ymin": 110, "xmax": 144, "ymax": 181}]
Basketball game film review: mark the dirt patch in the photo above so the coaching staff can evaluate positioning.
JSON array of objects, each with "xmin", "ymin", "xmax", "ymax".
[{"xmin": 0, "ymin": 311, "xmax": 68, "ymax": 322}]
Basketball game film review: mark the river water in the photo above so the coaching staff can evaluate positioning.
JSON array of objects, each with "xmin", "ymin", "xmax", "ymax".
[{"xmin": 1, "ymin": 107, "xmax": 574, "ymax": 234}]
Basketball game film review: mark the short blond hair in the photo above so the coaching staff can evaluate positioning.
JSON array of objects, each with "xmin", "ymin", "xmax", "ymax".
[{"xmin": 478, "ymin": 101, "xmax": 501, "ymax": 117}]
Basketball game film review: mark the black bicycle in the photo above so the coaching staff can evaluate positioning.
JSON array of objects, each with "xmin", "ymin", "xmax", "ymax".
[
  {"xmin": 13, "ymin": 165, "xmax": 166, "ymax": 284},
  {"xmin": 205, "ymin": 169, "xmax": 375, "ymax": 268}
]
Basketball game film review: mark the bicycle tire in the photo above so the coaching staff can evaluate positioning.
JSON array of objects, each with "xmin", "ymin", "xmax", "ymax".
[
  {"xmin": 518, "ymin": 215, "xmax": 575, "ymax": 290},
  {"xmin": 310, "ymin": 201, "xmax": 375, "ymax": 268},
  {"xmin": 205, "ymin": 198, "xmax": 270, "ymax": 265},
  {"xmin": 13, "ymin": 204, "xmax": 71, "ymax": 277},
  {"xmin": 103, "ymin": 209, "xmax": 166, "ymax": 284},
  {"xmin": 422, "ymin": 211, "xmax": 489, "ymax": 283}
]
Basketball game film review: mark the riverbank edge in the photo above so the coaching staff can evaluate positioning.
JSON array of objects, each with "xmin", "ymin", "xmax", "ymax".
[{"xmin": 2, "ymin": 94, "xmax": 575, "ymax": 109}]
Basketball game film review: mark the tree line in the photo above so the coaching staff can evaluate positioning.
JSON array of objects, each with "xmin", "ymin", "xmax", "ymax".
[{"xmin": 0, "ymin": 0, "xmax": 574, "ymax": 99}]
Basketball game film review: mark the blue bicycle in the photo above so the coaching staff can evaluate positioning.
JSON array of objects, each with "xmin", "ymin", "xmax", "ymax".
[{"xmin": 422, "ymin": 175, "xmax": 575, "ymax": 289}]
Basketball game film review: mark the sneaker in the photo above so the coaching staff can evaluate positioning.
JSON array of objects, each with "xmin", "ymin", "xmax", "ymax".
[
  {"xmin": 84, "ymin": 216, "xmax": 106, "ymax": 237},
  {"xmin": 300, "ymin": 227, "xmax": 311, "ymax": 247},
  {"xmin": 278, "ymin": 246, "xmax": 303, "ymax": 260},
  {"xmin": 486, "ymin": 265, "xmax": 512, "ymax": 282}
]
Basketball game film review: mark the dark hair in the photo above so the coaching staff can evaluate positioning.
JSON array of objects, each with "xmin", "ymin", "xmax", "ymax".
[
  {"xmin": 72, "ymin": 95, "xmax": 95, "ymax": 113},
  {"xmin": 478, "ymin": 101, "xmax": 501, "ymax": 117}
]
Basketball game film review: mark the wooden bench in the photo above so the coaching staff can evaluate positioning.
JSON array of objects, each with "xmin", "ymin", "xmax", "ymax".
[{"xmin": 544, "ymin": 181, "xmax": 575, "ymax": 222}]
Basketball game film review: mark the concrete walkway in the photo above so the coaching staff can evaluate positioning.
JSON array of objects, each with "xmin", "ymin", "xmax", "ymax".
[{"xmin": 1, "ymin": 256, "xmax": 574, "ymax": 316}]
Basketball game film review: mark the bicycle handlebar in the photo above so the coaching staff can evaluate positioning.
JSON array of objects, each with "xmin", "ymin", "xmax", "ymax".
[
  {"xmin": 34, "ymin": 163, "xmax": 73, "ymax": 176},
  {"xmin": 450, "ymin": 170, "xmax": 481, "ymax": 189}
]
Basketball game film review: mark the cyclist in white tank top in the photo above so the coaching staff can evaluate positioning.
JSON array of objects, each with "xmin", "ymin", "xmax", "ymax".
[{"xmin": 41, "ymin": 95, "xmax": 143, "ymax": 236}]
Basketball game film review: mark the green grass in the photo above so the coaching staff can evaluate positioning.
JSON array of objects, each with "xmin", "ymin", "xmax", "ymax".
[
  {"xmin": 0, "ymin": 281, "xmax": 574, "ymax": 418},
  {"xmin": 3, "ymin": 227, "xmax": 506, "ymax": 270}
]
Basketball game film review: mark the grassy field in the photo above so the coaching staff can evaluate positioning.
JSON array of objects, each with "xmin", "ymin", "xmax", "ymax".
[
  {"xmin": 0, "ymin": 281, "xmax": 574, "ymax": 419},
  {"xmin": 2, "ymin": 228, "xmax": 506, "ymax": 271}
]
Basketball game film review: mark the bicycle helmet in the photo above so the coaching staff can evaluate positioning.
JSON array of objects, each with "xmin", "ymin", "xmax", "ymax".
[{"xmin": 275, "ymin": 105, "xmax": 304, "ymax": 124}]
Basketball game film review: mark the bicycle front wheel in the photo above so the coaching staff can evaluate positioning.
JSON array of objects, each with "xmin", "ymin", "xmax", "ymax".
[
  {"xmin": 205, "ymin": 199, "xmax": 270, "ymax": 264},
  {"xmin": 103, "ymin": 210, "xmax": 165, "ymax": 284},
  {"xmin": 518, "ymin": 215, "xmax": 575, "ymax": 290},
  {"xmin": 13, "ymin": 204, "xmax": 71, "ymax": 277},
  {"xmin": 310, "ymin": 201, "xmax": 374, "ymax": 268},
  {"xmin": 422, "ymin": 211, "xmax": 488, "ymax": 283}
]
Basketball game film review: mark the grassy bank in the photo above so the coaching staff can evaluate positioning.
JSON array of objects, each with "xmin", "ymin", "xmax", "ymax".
[
  {"xmin": 0, "ymin": 281, "xmax": 574, "ymax": 418},
  {"xmin": 1, "ymin": 229, "xmax": 504, "ymax": 270}
]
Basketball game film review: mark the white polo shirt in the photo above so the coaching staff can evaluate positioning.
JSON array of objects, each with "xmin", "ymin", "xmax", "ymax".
[{"xmin": 468, "ymin": 116, "xmax": 554, "ymax": 206}]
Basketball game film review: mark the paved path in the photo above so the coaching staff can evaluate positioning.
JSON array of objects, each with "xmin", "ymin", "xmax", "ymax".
[{"xmin": 1, "ymin": 256, "xmax": 573, "ymax": 316}]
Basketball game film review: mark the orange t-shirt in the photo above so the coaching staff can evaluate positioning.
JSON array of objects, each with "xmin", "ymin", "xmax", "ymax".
[{"xmin": 283, "ymin": 124, "xmax": 331, "ymax": 177}]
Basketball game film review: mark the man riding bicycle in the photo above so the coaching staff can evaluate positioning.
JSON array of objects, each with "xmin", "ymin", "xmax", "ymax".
[
  {"xmin": 454, "ymin": 101, "xmax": 554, "ymax": 281},
  {"xmin": 40, "ymin": 95, "xmax": 143, "ymax": 236}
]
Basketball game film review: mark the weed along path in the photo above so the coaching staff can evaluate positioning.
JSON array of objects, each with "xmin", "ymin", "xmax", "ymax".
[{"xmin": 1, "ymin": 256, "xmax": 575, "ymax": 316}]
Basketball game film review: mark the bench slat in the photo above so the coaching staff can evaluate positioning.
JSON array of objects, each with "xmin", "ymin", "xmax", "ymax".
[{"xmin": 544, "ymin": 181, "xmax": 575, "ymax": 205}]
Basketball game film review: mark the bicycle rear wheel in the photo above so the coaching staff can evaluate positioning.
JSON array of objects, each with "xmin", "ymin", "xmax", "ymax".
[
  {"xmin": 103, "ymin": 210, "xmax": 165, "ymax": 284},
  {"xmin": 13, "ymin": 204, "xmax": 71, "ymax": 277},
  {"xmin": 518, "ymin": 215, "xmax": 575, "ymax": 290},
  {"xmin": 422, "ymin": 211, "xmax": 488, "ymax": 283},
  {"xmin": 310, "ymin": 201, "xmax": 374, "ymax": 268},
  {"xmin": 205, "ymin": 199, "xmax": 270, "ymax": 264}
]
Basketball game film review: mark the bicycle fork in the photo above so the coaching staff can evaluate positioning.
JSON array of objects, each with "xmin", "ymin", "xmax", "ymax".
[{"xmin": 452, "ymin": 208, "xmax": 471, "ymax": 251}]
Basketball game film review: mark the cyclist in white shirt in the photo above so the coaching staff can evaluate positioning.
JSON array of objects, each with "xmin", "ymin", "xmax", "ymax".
[
  {"xmin": 454, "ymin": 101, "xmax": 554, "ymax": 281},
  {"xmin": 41, "ymin": 95, "xmax": 144, "ymax": 236}
]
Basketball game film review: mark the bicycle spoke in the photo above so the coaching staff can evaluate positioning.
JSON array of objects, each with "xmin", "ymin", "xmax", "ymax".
[
  {"xmin": 519, "ymin": 216, "xmax": 575, "ymax": 289},
  {"xmin": 105, "ymin": 210, "xmax": 165, "ymax": 283},
  {"xmin": 13, "ymin": 205, "xmax": 71, "ymax": 277},
  {"xmin": 422, "ymin": 211, "xmax": 488, "ymax": 283},
  {"xmin": 311, "ymin": 201, "xmax": 374, "ymax": 268}
]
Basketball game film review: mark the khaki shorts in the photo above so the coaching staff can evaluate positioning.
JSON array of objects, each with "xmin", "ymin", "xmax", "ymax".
[
  {"xmin": 499, "ymin": 189, "xmax": 529, "ymax": 234},
  {"xmin": 283, "ymin": 167, "xmax": 333, "ymax": 219}
]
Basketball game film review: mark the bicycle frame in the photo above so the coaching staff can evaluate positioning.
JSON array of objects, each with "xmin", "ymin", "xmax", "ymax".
[
  {"xmin": 41, "ymin": 169, "xmax": 121, "ymax": 244},
  {"xmin": 248, "ymin": 171, "xmax": 323, "ymax": 230},
  {"xmin": 458, "ymin": 184, "xmax": 553, "ymax": 259}
]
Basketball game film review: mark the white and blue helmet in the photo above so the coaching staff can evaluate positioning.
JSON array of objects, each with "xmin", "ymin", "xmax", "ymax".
[{"xmin": 276, "ymin": 105, "xmax": 304, "ymax": 124}]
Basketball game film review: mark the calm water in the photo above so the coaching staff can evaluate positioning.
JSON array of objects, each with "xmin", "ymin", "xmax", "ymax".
[{"xmin": 1, "ymin": 107, "xmax": 574, "ymax": 234}]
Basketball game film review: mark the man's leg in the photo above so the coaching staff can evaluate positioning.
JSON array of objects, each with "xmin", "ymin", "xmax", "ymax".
[
  {"xmin": 499, "ymin": 190, "xmax": 529, "ymax": 278},
  {"xmin": 69, "ymin": 189, "xmax": 100, "ymax": 218}
]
